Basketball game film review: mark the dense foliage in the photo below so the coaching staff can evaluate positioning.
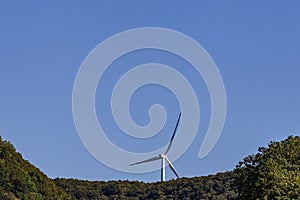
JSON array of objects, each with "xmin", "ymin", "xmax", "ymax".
[
  {"xmin": 234, "ymin": 135, "xmax": 300, "ymax": 199},
  {"xmin": 55, "ymin": 172, "xmax": 236, "ymax": 200},
  {"xmin": 1, "ymin": 135, "xmax": 299, "ymax": 199},
  {"xmin": 0, "ymin": 136, "xmax": 71, "ymax": 200}
]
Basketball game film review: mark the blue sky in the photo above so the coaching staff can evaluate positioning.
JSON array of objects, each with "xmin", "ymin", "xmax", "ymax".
[{"xmin": 0, "ymin": 1, "xmax": 300, "ymax": 182}]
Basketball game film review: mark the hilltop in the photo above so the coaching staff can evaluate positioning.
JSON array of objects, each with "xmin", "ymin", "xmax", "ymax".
[
  {"xmin": 54, "ymin": 172, "xmax": 236, "ymax": 200},
  {"xmin": 0, "ymin": 136, "xmax": 71, "ymax": 199},
  {"xmin": 0, "ymin": 135, "xmax": 299, "ymax": 199}
]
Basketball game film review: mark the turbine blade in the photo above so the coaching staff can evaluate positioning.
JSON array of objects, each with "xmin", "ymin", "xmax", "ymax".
[
  {"xmin": 165, "ymin": 112, "xmax": 181, "ymax": 154},
  {"xmin": 165, "ymin": 157, "xmax": 180, "ymax": 178},
  {"xmin": 129, "ymin": 156, "xmax": 161, "ymax": 166}
]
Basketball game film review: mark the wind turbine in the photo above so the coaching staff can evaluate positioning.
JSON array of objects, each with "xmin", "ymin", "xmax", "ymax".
[{"xmin": 130, "ymin": 112, "xmax": 181, "ymax": 182}]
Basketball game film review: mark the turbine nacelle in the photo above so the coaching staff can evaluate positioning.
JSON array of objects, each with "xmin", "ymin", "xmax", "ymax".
[{"xmin": 159, "ymin": 154, "xmax": 167, "ymax": 158}]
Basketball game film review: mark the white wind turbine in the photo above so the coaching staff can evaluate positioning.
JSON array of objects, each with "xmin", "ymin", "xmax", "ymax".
[{"xmin": 130, "ymin": 113, "xmax": 181, "ymax": 182}]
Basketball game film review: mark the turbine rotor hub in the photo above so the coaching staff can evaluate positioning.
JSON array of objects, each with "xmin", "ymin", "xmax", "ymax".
[{"xmin": 159, "ymin": 154, "xmax": 167, "ymax": 158}]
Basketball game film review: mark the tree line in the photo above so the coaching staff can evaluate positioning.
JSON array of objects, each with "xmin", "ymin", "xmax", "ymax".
[{"xmin": 0, "ymin": 135, "xmax": 299, "ymax": 199}]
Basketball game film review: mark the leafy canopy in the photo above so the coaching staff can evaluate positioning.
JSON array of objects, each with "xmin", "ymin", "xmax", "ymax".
[{"xmin": 234, "ymin": 135, "xmax": 300, "ymax": 200}]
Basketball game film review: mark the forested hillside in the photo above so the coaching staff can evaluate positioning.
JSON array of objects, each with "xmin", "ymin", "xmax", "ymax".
[
  {"xmin": 0, "ymin": 135, "xmax": 299, "ymax": 200},
  {"xmin": 0, "ymin": 136, "xmax": 71, "ymax": 199},
  {"xmin": 55, "ymin": 172, "xmax": 236, "ymax": 200}
]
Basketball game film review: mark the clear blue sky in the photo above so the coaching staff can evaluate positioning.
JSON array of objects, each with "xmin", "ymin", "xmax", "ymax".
[{"xmin": 0, "ymin": 1, "xmax": 300, "ymax": 182}]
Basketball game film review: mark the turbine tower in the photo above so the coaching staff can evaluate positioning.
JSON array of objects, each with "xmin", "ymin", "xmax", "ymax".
[{"xmin": 130, "ymin": 112, "xmax": 181, "ymax": 182}]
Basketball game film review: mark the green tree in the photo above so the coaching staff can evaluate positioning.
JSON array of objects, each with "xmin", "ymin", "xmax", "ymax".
[
  {"xmin": 0, "ymin": 136, "xmax": 71, "ymax": 200},
  {"xmin": 234, "ymin": 135, "xmax": 300, "ymax": 199}
]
